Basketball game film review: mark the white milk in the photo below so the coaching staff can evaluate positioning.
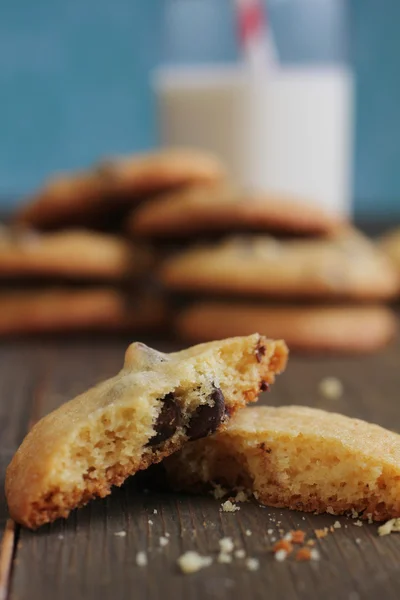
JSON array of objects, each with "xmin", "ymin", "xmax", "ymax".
[{"xmin": 154, "ymin": 66, "xmax": 353, "ymax": 217}]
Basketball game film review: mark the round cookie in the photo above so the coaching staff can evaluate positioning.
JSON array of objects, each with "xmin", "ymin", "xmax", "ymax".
[
  {"xmin": 15, "ymin": 149, "xmax": 225, "ymax": 229},
  {"xmin": 176, "ymin": 302, "xmax": 397, "ymax": 353},
  {"xmin": 0, "ymin": 227, "xmax": 150, "ymax": 280},
  {"xmin": 160, "ymin": 232, "xmax": 399, "ymax": 301},
  {"xmin": 6, "ymin": 334, "xmax": 288, "ymax": 527},
  {"xmin": 127, "ymin": 182, "xmax": 343, "ymax": 237},
  {"xmin": 0, "ymin": 288, "xmax": 166, "ymax": 335}
]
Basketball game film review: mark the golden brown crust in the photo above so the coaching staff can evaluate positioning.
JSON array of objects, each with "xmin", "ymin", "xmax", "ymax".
[
  {"xmin": 176, "ymin": 303, "xmax": 397, "ymax": 353},
  {"xmin": 160, "ymin": 232, "xmax": 399, "ymax": 301},
  {"xmin": 15, "ymin": 149, "xmax": 225, "ymax": 229},
  {"xmin": 166, "ymin": 406, "xmax": 400, "ymax": 521},
  {"xmin": 0, "ymin": 289, "xmax": 166, "ymax": 335},
  {"xmin": 128, "ymin": 183, "xmax": 343, "ymax": 237},
  {"xmin": 0, "ymin": 228, "xmax": 150, "ymax": 280},
  {"xmin": 6, "ymin": 335, "xmax": 287, "ymax": 528}
]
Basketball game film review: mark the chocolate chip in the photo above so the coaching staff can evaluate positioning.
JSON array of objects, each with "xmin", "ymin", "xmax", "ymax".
[
  {"xmin": 255, "ymin": 343, "xmax": 266, "ymax": 363},
  {"xmin": 147, "ymin": 393, "xmax": 181, "ymax": 446},
  {"xmin": 260, "ymin": 380, "xmax": 270, "ymax": 392},
  {"xmin": 186, "ymin": 386, "xmax": 225, "ymax": 441}
]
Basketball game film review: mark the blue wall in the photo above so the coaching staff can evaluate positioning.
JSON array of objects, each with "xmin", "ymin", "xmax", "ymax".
[
  {"xmin": 0, "ymin": 1, "xmax": 162, "ymax": 201},
  {"xmin": 0, "ymin": 0, "xmax": 400, "ymax": 217}
]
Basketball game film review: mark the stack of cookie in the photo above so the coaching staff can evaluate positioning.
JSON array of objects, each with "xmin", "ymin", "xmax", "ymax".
[
  {"xmin": 1, "ymin": 149, "xmax": 225, "ymax": 336},
  {"xmin": 128, "ymin": 182, "xmax": 399, "ymax": 353}
]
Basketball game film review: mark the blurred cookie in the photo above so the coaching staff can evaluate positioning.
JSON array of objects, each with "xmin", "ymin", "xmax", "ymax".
[
  {"xmin": 166, "ymin": 406, "xmax": 400, "ymax": 521},
  {"xmin": 379, "ymin": 227, "xmax": 400, "ymax": 277},
  {"xmin": 160, "ymin": 232, "xmax": 399, "ymax": 301},
  {"xmin": 0, "ymin": 289, "xmax": 166, "ymax": 335},
  {"xmin": 15, "ymin": 149, "xmax": 225, "ymax": 229},
  {"xmin": 0, "ymin": 227, "xmax": 149, "ymax": 281},
  {"xmin": 177, "ymin": 302, "xmax": 397, "ymax": 353},
  {"xmin": 128, "ymin": 182, "xmax": 343, "ymax": 238}
]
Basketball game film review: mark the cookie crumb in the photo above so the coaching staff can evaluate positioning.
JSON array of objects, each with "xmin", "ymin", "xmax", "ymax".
[
  {"xmin": 306, "ymin": 540, "xmax": 315, "ymax": 547},
  {"xmin": 290, "ymin": 530, "xmax": 306, "ymax": 544},
  {"xmin": 378, "ymin": 518, "xmax": 400, "ymax": 536},
  {"xmin": 314, "ymin": 528, "xmax": 329, "ymax": 539},
  {"xmin": 165, "ymin": 532, "xmax": 170, "ymax": 538},
  {"xmin": 234, "ymin": 489, "xmax": 250, "ymax": 503},
  {"xmin": 267, "ymin": 528, "xmax": 274, "ymax": 535},
  {"xmin": 333, "ymin": 521, "xmax": 341, "ymax": 529},
  {"xmin": 212, "ymin": 484, "xmax": 227, "ymax": 500},
  {"xmin": 295, "ymin": 548, "xmax": 312, "ymax": 562},
  {"xmin": 351, "ymin": 508, "xmax": 359, "ymax": 519},
  {"xmin": 245, "ymin": 558, "xmax": 259, "ymax": 571},
  {"xmin": 354, "ymin": 520, "xmax": 363, "ymax": 527},
  {"xmin": 310, "ymin": 548, "xmax": 320, "ymax": 561},
  {"xmin": 148, "ymin": 519, "xmax": 153, "ymax": 526},
  {"xmin": 217, "ymin": 552, "xmax": 232, "ymax": 564},
  {"xmin": 153, "ymin": 509, "xmax": 158, "ymax": 514},
  {"xmin": 136, "ymin": 552, "xmax": 148, "ymax": 567},
  {"xmin": 234, "ymin": 549, "xmax": 246, "ymax": 559},
  {"xmin": 114, "ymin": 530, "xmax": 127, "ymax": 537},
  {"xmin": 177, "ymin": 551, "xmax": 212, "ymax": 574},
  {"xmin": 219, "ymin": 537, "xmax": 234, "ymax": 553},
  {"xmin": 57, "ymin": 534, "xmax": 64, "ymax": 540},
  {"xmin": 221, "ymin": 500, "xmax": 240, "ymax": 513},
  {"xmin": 355, "ymin": 538, "xmax": 361, "ymax": 545},
  {"xmin": 274, "ymin": 549, "xmax": 288, "ymax": 562},
  {"xmin": 319, "ymin": 377, "xmax": 343, "ymax": 400},
  {"xmin": 273, "ymin": 539, "xmax": 293, "ymax": 555},
  {"xmin": 326, "ymin": 506, "xmax": 336, "ymax": 515},
  {"xmin": 159, "ymin": 536, "xmax": 169, "ymax": 547},
  {"xmin": 245, "ymin": 529, "xmax": 252, "ymax": 537},
  {"xmin": 367, "ymin": 514, "xmax": 373, "ymax": 525}
]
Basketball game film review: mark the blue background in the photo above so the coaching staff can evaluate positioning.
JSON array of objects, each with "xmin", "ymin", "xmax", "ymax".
[{"xmin": 0, "ymin": 0, "xmax": 399, "ymax": 218}]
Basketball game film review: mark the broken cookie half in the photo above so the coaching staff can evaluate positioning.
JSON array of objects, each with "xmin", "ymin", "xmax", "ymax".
[
  {"xmin": 165, "ymin": 406, "xmax": 400, "ymax": 521},
  {"xmin": 6, "ymin": 334, "xmax": 287, "ymax": 529}
]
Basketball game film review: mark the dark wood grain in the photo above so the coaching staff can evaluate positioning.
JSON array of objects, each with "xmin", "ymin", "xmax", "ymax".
[{"xmin": 1, "ymin": 336, "xmax": 400, "ymax": 600}]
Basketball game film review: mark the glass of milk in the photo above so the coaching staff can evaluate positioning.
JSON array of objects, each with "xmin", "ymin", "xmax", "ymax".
[{"xmin": 154, "ymin": 63, "xmax": 353, "ymax": 217}]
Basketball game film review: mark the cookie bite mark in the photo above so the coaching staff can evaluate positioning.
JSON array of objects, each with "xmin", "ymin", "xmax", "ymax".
[{"xmin": 6, "ymin": 334, "xmax": 287, "ymax": 529}]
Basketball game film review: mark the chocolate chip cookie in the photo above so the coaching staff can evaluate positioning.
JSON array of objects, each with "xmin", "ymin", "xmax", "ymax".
[
  {"xmin": 166, "ymin": 405, "xmax": 400, "ymax": 521},
  {"xmin": 177, "ymin": 302, "xmax": 397, "ymax": 353},
  {"xmin": 128, "ymin": 182, "xmax": 343, "ymax": 238},
  {"xmin": 6, "ymin": 334, "xmax": 287, "ymax": 528},
  {"xmin": 0, "ymin": 288, "xmax": 166, "ymax": 336},
  {"xmin": 160, "ymin": 231, "xmax": 399, "ymax": 300},
  {"xmin": 15, "ymin": 149, "xmax": 225, "ymax": 229},
  {"xmin": 0, "ymin": 227, "xmax": 149, "ymax": 280}
]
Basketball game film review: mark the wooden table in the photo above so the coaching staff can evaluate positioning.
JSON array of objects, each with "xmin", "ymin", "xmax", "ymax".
[{"xmin": 1, "ymin": 334, "xmax": 400, "ymax": 600}]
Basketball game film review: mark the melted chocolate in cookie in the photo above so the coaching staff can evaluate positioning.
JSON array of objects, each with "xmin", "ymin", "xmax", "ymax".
[
  {"xmin": 148, "ymin": 393, "xmax": 181, "ymax": 446},
  {"xmin": 186, "ymin": 386, "xmax": 225, "ymax": 441}
]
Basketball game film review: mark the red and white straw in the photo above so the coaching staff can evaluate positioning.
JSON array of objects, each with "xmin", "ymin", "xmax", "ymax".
[{"xmin": 235, "ymin": 0, "xmax": 278, "ymax": 70}]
